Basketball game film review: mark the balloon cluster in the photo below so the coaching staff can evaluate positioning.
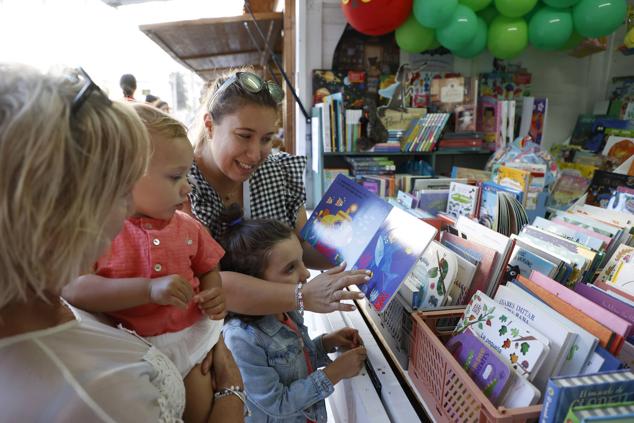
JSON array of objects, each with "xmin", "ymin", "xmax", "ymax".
[{"xmin": 341, "ymin": 0, "xmax": 627, "ymax": 60}]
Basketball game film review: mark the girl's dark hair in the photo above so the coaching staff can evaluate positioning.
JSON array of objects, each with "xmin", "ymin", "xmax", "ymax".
[{"xmin": 219, "ymin": 204, "xmax": 295, "ymax": 323}]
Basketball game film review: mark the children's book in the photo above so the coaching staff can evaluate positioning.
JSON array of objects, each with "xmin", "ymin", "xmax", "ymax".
[
  {"xmin": 494, "ymin": 285, "xmax": 578, "ymax": 391},
  {"xmin": 301, "ymin": 174, "xmax": 437, "ymax": 313},
  {"xmin": 478, "ymin": 181, "xmax": 523, "ymax": 229},
  {"xmin": 539, "ymin": 369, "xmax": 634, "ymax": 423},
  {"xmin": 519, "ymin": 97, "xmax": 548, "ymax": 144},
  {"xmin": 505, "ymin": 282, "xmax": 597, "ymax": 377},
  {"xmin": 508, "ymin": 246, "xmax": 559, "ymax": 280},
  {"xmin": 416, "ymin": 189, "xmax": 449, "ymax": 216},
  {"xmin": 455, "ymin": 216, "xmax": 514, "ymax": 297},
  {"xmin": 446, "ymin": 252, "xmax": 477, "ymax": 307},
  {"xmin": 440, "ymin": 231, "xmax": 498, "ymax": 301},
  {"xmin": 531, "ymin": 270, "xmax": 631, "ymax": 348},
  {"xmin": 495, "ymin": 166, "xmax": 531, "ymax": 206},
  {"xmin": 574, "ymin": 283, "xmax": 634, "ymax": 330},
  {"xmin": 518, "ymin": 275, "xmax": 615, "ymax": 351},
  {"xmin": 454, "ymin": 290, "xmax": 550, "ymax": 380},
  {"xmin": 532, "ymin": 217, "xmax": 606, "ymax": 252},
  {"xmin": 450, "ymin": 167, "xmax": 492, "ymax": 183},
  {"xmin": 595, "ymin": 245, "xmax": 634, "ymax": 291},
  {"xmin": 446, "ymin": 182, "xmax": 479, "ymax": 219},
  {"xmin": 398, "ymin": 241, "xmax": 458, "ymax": 310},
  {"xmin": 586, "ymin": 170, "xmax": 634, "ymax": 208},
  {"xmin": 446, "ymin": 328, "xmax": 514, "ymax": 405},
  {"xmin": 564, "ymin": 401, "xmax": 634, "ymax": 423}
]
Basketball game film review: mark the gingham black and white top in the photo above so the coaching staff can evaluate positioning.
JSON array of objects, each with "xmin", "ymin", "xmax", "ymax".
[{"xmin": 188, "ymin": 152, "xmax": 307, "ymax": 239}]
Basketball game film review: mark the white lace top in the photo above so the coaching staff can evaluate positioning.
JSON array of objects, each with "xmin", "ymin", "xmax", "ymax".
[{"xmin": 0, "ymin": 307, "xmax": 185, "ymax": 422}]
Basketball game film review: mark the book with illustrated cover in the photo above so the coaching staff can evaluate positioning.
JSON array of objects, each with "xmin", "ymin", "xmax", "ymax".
[
  {"xmin": 440, "ymin": 231, "xmax": 498, "ymax": 301},
  {"xmin": 564, "ymin": 401, "xmax": 634, "ymax": 423},
  {"xmin": 301, "ymin": 174, "xmax": 437, "ymax": 313},
  {"xmin": 478, "ymin": 181, "xmax": 523, "ymax": 229},
  {"xmin": 455, "ymin": 216, "xmax": 514, "ymax": 297},
  {"xmin": 505, "ymin": 282, "xmax": 597, "ymax": 377},
  {"xmin": 416, "ymin": 189, "xmax": 449, "ymax": 216},
  {"xmin": 508, "ymin": 246, "xmax": 559, "ymax": 280},
  {"xmin": 586, "ymin": 170, "xmax": 634, "ymax": 208},
  {"xmin": 539, "ymin": 369, "xmax": 634, "ymax": 423},
  {"xmin": 495, "ymin": 166, "xmax": 531, "ymax": 205},
  {"xmin": 494, "ymin": 285, "xmax": 578, "ymax": 391},
  {"xmin": 446, "ymin": 182, "xmax": 479, "ymax": 219},
  {"xmin": 532, "ymin": 217, "xmax": 606, "ymax": 252},
  {"xmin": 446, "ymin": 328, "xmax": 514, "ymax": 405},
  {"xmin": 398, "ymin": 241, "xmax": 458, "ymax": 310},
  {"xmin": 454, "ymin": 290, "xmax": 550, "ymax": 380}
]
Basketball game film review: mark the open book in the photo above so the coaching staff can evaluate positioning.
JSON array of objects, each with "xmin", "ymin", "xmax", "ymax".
[{"xmin": 301, "ymin": 174, "xmax": 437, "ymax": 312}]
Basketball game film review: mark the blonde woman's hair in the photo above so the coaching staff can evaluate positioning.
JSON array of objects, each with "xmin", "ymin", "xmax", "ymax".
[
  {"xmin": 190, "ymin": 67, "xmax": 278, "ymax": 154},
  {"xmin": 131, "ymin": 102, "xmax": 187, "ymax": 140},
  {"xmin": 0, "ymin": 64, "xmax": 150, "ymax": 309}
]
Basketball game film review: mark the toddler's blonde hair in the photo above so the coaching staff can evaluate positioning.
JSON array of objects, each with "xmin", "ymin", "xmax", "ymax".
[
  {"xmin": 131, "ymin": 102, "xmax": 187, "ymax": 140},
  {"xmin": 0, "ymin": 64, "xmax": 149, "ymax": 309}
]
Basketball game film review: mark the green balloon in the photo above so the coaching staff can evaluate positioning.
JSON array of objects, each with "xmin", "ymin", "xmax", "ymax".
[
  {"xmin": 437, "ymin": 4, "xmax": 479, "ymax": 51},
  {"xmin": 560, "ymin": 30, "xmax": 584, "ymax": 50},
  {"xmin": 459, "ymin": 0, "xmax": 492, "ymax": 12},
  {"xmin": 396, "ymin": 15, "xmax": 436, "ymax": 53},
  {"xmin": 573, "ymin": 0, "xmax": 627, "ymax": 38},
  {"xmin": 494, "ymin": 0, "xmax": 538, "ymax": 18},
  {"xmin": 428, "ymin": 37, "xmax": 442, "ymax": 50},
  {"xmin": 413, "ymin": 0, "xmax": 459, "ymax": 29},
  {"xmin": 488, "ymin": 15, "xmax": 528, "ymax": 59},
  {"xmin": 478, "ymin": 4, "xmax": 498, "ymax": 24},
  {"xmin": 543, "ymin": 0, "xmax": 580, "ymax": 8},
  {"xmin": 529, "ymin": 6, "xmax": 573, "ymax": 50},
  {"xmin": 453, "ymin": 17, "xmax": 488, "ymax": 58}
]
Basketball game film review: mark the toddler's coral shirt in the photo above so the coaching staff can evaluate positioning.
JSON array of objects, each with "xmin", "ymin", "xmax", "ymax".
[{"xmin": 96, "ymin": 210, "xmax": 224, "ymax": 336}]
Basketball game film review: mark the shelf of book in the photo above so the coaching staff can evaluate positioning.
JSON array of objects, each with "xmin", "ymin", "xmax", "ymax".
[{"xmin": 323, "ymin": 149, "xmax": 493, "ymax": 157}]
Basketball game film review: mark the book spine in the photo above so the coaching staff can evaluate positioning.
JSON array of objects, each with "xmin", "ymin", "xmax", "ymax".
[{"xmin": 539, "ymin": 380, "xmax": 560, "ymax": 423}]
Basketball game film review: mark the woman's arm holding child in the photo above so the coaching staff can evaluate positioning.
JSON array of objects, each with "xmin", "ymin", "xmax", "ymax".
[{"xmin": 62, "ymin": 274, "xmax": 194, "ymax": 311}]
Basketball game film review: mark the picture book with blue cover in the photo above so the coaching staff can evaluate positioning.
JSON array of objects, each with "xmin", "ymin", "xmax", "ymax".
[
  {"xmin": 301, "ymin": 174, "xmax": 438, "ymax": 312},
  {"xmin": 539, "ymin": 369, "xmax": 634, "ymax": 423}
]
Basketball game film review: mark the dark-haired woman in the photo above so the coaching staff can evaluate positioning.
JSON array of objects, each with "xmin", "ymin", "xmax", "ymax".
[{"xmin": 187, "ymin": 69, "xmax": 370, "ymax": 317}]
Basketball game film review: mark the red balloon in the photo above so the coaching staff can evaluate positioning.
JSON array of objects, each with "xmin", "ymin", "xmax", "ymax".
[{"xmin": 340, "ymin": 0, "xmax": 413, "ymax": 35}]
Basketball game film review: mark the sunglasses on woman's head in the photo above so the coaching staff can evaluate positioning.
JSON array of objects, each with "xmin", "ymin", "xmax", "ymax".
[
  {"xmin": 213, "ymin": 71, "xmax": 284, "ymax": 104},
  {"xmin": 71, "ymin": 67, "xmax": 112, "ymax": 116}
]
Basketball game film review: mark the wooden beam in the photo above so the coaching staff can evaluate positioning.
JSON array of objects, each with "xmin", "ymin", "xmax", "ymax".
[
  {"xmin": 180, "ymin": 49, "xmax": 262, "ymax": 60},
  {"xmin": 283, "ymin": 0, "xmax": 296, "ymax": 154},
  {"xmin": 139, "ymin": 12, "xmax": 283, "ymax": 31}
]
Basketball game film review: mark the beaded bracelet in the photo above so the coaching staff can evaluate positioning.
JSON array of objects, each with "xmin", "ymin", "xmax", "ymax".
[
  {"xmin": 295, "ymin": 282, "xmax": 305, "ymax": 316},
  {"xmin": 214, "ymin": 385, "xmax": 251, "ymax": 417}
]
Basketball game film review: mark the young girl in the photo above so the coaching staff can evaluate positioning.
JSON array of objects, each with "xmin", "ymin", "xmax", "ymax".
[
  {"xmin": 220, "ymin": 207, "xmax": 368, "ymax": 423},
  {"xmin": 63, "ymin": 103, "xmax": 238, "ymax": 422}
]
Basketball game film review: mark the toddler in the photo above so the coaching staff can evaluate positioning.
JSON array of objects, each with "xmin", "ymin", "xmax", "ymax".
[
  {"xmin": 219, "ymin": 207, "xmax": 367, "ymax": 423},
  {"xmin": 64, "ymin": 103, "xmax": 228, "ymax": 422}
]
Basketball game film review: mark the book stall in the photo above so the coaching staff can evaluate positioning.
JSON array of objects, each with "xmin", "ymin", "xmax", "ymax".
[{"xmin": 299, "ymin": 0, "xmax": 634, "ymax": 421}]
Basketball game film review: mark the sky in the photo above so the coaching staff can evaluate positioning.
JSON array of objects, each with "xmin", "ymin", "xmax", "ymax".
[{"xmin": 0, "ymin": 0, "xmax": 245, "ymax": 119}]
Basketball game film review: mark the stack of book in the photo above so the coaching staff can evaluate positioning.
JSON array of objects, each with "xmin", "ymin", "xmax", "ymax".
[{"xmin": 400, "ymin": 113, "xmax": 451, "ymax": 152}]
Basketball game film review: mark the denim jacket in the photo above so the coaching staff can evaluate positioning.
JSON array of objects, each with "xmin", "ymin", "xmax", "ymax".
[{"xmin": 223, "ymin": 312, "xmax": 334, "ymax": 423}]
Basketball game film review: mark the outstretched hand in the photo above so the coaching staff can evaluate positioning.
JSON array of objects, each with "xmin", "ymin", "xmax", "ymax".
[{"xmin": 302, "ymin": 262, "xmax": 371, "ymax": 313}]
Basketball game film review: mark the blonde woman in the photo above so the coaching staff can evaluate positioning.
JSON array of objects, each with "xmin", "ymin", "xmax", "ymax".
[{"xmin": 0, "ymin": 65, "xmax": 243, "ymax": 422}]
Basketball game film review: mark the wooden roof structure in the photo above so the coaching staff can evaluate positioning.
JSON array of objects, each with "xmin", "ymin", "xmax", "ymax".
[{"xmin": 139, "ymin": 12, "xmax": 284, "ymax": 82}]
